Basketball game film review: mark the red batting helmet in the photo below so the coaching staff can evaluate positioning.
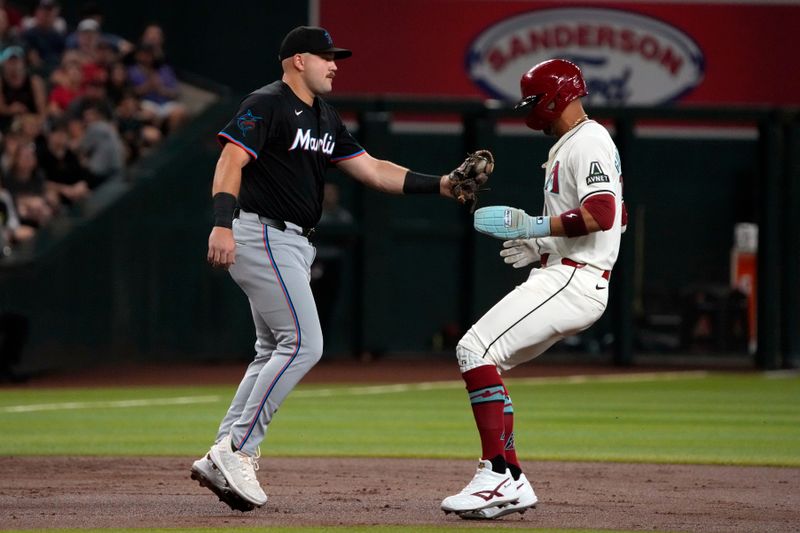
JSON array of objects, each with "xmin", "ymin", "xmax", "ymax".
[{"xmin": 515, "ymin": 59, "xmax": 588, "ymax": 131}]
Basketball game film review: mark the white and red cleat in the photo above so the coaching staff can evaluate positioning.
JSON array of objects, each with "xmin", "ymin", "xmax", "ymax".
[
  {"xmin": 458, "ymin": 472, "xmax": 537, "ymax": 519},
  {"xmin": 441, "ymin": 459, "xmax": 518, "ymax": 513}
]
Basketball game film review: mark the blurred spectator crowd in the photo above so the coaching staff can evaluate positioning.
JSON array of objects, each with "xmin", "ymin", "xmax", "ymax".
[{"xmin": 0, "ymin": 0, "xmax": 187, "ymax": 254}]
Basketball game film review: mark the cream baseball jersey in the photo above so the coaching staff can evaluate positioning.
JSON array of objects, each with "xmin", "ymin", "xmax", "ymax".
[{"xmin": 538, "ymin": 120, "xmax": 622, "ymax": 271}]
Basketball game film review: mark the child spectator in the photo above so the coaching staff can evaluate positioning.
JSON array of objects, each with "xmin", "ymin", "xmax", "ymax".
[
  {"xmin": 128, "ymin": 44, "xmax": 186, "ymax": 133},
  {"xmin": 0, "ymin": 46, "xmax": 47, "ymax": 131}
]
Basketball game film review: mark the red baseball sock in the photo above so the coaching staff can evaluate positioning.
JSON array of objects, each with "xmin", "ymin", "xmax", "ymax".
[
  {"xmin": 462, "ymin": 365, "xmax": 507, "ymax": 472},
  {"xmin": 503, "ymin": 387, "xmax": 522, "ymax": 480}
]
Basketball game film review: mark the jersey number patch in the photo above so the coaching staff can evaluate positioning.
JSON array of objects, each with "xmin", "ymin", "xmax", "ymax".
[{"xmin": 545, "ymin": 161, "xmax": 560, "ymax": 194}]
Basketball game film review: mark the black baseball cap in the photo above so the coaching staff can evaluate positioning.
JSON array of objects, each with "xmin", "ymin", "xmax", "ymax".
[{"xmin": 278, "ymin": 26, "xmax": 352, "ymax": 61}]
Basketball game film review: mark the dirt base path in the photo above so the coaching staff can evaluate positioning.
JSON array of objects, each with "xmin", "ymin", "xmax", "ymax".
[{"xmin": 1, "ymin": 456, "xmax": 798, "ymax": 532}]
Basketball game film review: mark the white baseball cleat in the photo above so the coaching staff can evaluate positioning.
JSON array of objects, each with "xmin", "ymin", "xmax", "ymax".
[
  {"xmin": 209, "ymin": 435, "xmax": 268, "ymax": 507},
  {"xmin": 457, "ymin": 473, "xmax": 537, "ymax": 519},
  {"xmin": 191, "ymin": 452, "xmax": 256, "ymax": 512},
  {"xmin": 441, "ymin": 459, "xmax": 518, "ymax": 513}
]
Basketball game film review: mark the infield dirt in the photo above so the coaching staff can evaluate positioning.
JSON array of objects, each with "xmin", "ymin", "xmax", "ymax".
[
  {"xmin": 1, "ymin": 456, "xmax": 798, "ymax": 532},
  {"xmin": 1, "ymin": 360, "xmax": 797, "ymax": 532}
]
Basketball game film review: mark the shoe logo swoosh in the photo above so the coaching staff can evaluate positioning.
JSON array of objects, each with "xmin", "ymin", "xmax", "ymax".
[
  {"xmin": 295, "ymin": 109, "xmax": 303, "ymax": 116},
  {"xmin": 595, "ymin": 284, "xmax": 606, "ymax": 290},
  {"xmin": 471, "ymin": 477, "xmax": 511, "ymax": 501}
]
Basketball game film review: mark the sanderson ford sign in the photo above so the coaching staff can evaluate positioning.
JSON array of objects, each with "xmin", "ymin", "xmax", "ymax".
[{"xmin": 467, "ymin": 8, "xmax": 705, "ymax": 105}]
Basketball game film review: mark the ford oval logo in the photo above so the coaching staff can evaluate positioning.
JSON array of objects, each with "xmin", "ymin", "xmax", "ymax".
[{"xmin": 467, "ymin": 7, "xmax": 704, "ymax": 105}]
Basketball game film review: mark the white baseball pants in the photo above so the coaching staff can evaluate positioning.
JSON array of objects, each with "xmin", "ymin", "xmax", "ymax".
[{"xmin": 459, "ymin": 264, "xmax": 609, "ymax": 372}]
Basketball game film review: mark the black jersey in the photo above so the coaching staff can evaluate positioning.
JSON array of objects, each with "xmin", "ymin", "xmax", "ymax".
[{"xmin": 217, "ymin": 81, "xmax": 364, "ymax": 228}]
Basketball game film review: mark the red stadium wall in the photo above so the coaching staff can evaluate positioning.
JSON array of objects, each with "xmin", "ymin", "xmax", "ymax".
[{"xmin": 317, "ymin": 0, "xmax": 800, "ymax": 105}]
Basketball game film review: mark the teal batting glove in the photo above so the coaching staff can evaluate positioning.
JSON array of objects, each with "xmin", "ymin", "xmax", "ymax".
[{"xmin": 473, "ymin": 206, "xmax": 551, "ymax": 240}]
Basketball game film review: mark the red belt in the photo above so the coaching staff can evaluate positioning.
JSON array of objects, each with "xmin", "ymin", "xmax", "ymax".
[{"xmin": 541, "ymin": 253, "xmax": 611, "ymax": 280}]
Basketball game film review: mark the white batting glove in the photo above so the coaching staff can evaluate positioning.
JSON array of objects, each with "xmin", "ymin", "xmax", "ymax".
[{"xmin": 499, "ymin": 239, "xmax": 541, "ymax": 268}]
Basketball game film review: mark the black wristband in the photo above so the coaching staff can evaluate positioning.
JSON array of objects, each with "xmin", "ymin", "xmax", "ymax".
[
  {"xmin": 212, "ymin": 192, "xmax": 237, "ymax": 228},
  {"xmin": 403, "ymin": 170, "xmax": 441, "ymax": 194}
]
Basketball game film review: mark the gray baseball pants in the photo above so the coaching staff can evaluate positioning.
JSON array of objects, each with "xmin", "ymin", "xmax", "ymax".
[{"xmin": 214, "ymin": 210, "xmax": 322, "ymax": 456}]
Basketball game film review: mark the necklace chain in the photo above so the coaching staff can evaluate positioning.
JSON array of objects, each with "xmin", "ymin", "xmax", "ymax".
[{"xmin": 568, "ymin": 114, "xmax": 589, "ymax": 132}]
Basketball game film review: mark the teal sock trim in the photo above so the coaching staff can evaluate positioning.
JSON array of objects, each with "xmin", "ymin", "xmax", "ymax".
[
  {"xmin": 503, "ymin": 393, "xmax": 514, "ymax": 414},
  {"xmin": 469, "ymin": 385, "xmax": 506, "ymax": 404}
]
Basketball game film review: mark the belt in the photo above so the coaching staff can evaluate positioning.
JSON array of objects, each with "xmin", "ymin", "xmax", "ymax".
[
  {"xmin": 541, "ymin": 253, "xmax": 611, "ymax": 281},
  {"xmin": 237, "ymin": 210, "xmax": 315, "ymax": 237},
  {"xmin": 259, "ymin": 217, "xmax": 315, "ymax": 237}
]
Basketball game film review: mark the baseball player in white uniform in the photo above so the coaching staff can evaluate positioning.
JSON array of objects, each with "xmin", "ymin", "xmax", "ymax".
[{"xmin": 441, "ymin": 59, "xmax": 627, "ymax": 520}]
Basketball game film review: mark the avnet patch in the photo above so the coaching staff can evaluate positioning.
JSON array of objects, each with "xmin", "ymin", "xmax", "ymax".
[
  {"xmin": 586, "ymin": 161, "xmax": 610, "ymax": 184},
  {"xmin": 586, "ymin": 174, "xmax": 610, "ymax": 184}
]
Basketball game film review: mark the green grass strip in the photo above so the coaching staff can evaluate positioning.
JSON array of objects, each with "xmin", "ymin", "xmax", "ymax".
[{"xmin": 0, "ymin": 372, "xmax": 797, "ymax": 466}]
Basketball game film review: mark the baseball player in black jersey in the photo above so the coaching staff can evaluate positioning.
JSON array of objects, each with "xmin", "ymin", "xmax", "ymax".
[{"xmin": 191, "ymin": 26, "xmax": 490, "ymax": 512}]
